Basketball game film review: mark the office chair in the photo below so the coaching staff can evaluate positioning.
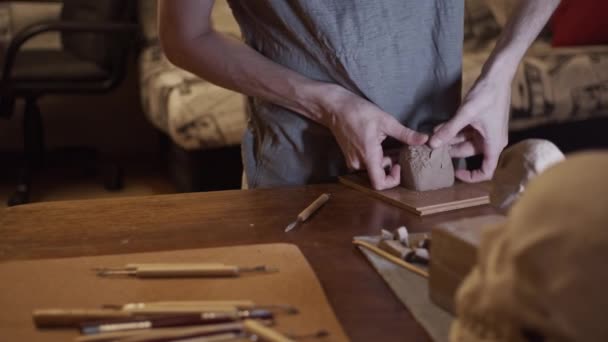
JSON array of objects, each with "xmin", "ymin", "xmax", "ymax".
[{"xmin": 0, "ymin": 0, "xmax": 138, "ymax": 206}]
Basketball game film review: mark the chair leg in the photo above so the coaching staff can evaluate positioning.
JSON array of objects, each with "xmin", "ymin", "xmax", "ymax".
[
  {"xmin": 7, "ymin": 98, "xmax": 44, "ymax": 206},
  {"xmin": 0, "ymin": 96, "xmax": 15, "ymax": 119}
]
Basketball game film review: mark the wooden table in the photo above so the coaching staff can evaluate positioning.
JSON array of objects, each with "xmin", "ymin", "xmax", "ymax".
[{"xmin": 0, "ymin": 184, "xmax": 495, "ymax": 341}]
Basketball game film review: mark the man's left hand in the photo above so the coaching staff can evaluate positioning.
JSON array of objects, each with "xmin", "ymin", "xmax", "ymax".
[{"xmin": 429, "ymin": 76, "xmax": 511, "ymax": 182}]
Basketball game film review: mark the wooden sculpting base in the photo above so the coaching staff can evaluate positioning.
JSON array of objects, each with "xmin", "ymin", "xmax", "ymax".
[{"xmin": 339, "ymin": 173, "xmax": 490, "ymax": 216}]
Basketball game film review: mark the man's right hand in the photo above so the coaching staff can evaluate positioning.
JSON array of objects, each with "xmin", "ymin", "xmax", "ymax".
[{"xmin": 320, "ymin": 86, "xmax": 428, "ymax": 190}]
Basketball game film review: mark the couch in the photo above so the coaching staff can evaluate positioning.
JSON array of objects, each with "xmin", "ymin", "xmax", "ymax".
[{"xmin": 137, "ymin": 1, "xmax": 246, "ymax": 191}]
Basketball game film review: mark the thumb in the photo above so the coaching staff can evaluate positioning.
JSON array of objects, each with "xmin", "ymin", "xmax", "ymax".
[
  {"xmin": 429, "ymin": 110, "xmax": 472, "ymax": 149},
  {"xmin": 382, "ymin": 117, "xmax": 428, "ymax": 146}
]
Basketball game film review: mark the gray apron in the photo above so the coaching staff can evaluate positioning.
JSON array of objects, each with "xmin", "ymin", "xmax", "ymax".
[{"xmin": 227, "ymin": 0, "xmax": 464, "ymax": 188}]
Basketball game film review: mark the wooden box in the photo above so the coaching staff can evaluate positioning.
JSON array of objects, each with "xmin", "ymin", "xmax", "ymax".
[{"xmin": 429, "ymin": 215, "xmax": 506, "ymax": 313}]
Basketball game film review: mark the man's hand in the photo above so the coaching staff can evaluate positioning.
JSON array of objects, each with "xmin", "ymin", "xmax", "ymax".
[
  {"xmin": 430, "ymin": 76, "xmax": 510, "ymax": 182},
  {"xmin": 322, "ymin": 87, "xmax": 428, "ymax": 190},
  {"xmin": 428, "ymin": 0, "xmax": 561, "ymax": 183}
]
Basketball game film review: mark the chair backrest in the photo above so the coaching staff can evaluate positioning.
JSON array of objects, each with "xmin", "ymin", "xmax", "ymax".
[{"xmin": 60, "ymin": 0, "xmax": 136, "ymax": 72}]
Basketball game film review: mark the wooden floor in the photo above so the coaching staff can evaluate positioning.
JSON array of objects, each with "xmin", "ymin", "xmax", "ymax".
[{"xmin": 0, "ymin": 161, "xmax": 175, "ymax": 208}]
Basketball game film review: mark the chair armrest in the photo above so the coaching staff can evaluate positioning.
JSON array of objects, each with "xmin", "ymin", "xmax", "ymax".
[{"xmin": 2, "ymin": 20, "xmax": 138, "ymax": 82}]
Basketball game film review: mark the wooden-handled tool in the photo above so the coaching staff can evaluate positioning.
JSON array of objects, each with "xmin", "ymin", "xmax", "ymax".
[
  {"xmin": 33, "ymin": 309, "xmax": 133, "ymax": 328},
  {"xmin": 74, "ymin": 322, "xmax": 245, "ymax": 342},
  {"xmin": 80, "ymin": 310, "xmax": 274, "ymax": 335},
  {"xmin": 285, "ymin": 193, "xmax": 331, "ymax": 232},
  {"xmin": 95, "ymin": 264, "xmax": 278, "ymax": 278},
  {"xmin": 118, "ymin": 301, "xmax": 298, "ymax": 315},
  {"xmin": 244, "ymin": 319, "xmax": 295, "ymax": 342}
]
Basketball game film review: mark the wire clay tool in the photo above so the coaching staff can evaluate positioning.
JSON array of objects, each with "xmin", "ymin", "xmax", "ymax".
[
  {"xmin": 94, "ymin": 263, "xmax": 278, "ymax": 278},
  {"xmin": 285, "ymin": 193, "xmax": 331, "ymax": 232}
]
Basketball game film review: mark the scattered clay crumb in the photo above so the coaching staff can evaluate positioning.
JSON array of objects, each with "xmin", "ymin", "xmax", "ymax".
[
  {"xmin": 120, "ymin": 239, "xmax": 130, "ymax": 245},
  {"xmin": 381, "ymin": 229, "xmax": 395, "ymax": 240},
  {"xmin": 395, "ymin": 226, "xmax": 409, "ymax": 246}
]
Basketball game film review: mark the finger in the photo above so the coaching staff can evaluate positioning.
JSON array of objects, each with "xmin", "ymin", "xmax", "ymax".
[
  {"xmin": 346, "ymin": 157, "xmax": 362, "ymax": 171},
  {"xmin": 448, "ymin": 141, "xmax": 481, "ymax": 158},
  {"xmin": 448, "ymin": 131, "xmax": 471, "ymax": 145},
  {"xmin": 382, "ymin": 117, "xmax": 428, "ymax": 146},
  {"xmin": 435, "ymin": 124, "xmax": 470, "ymax": 145},
  {"xmin": 367, "ymin": 159, "xmax": 401, "ymax": 190},
  {"xmin": 433, "ymin": 123, "xmax": 445, "ymax": 133},
  {"xmin": 455, "ymin": 151, "xmax": 500, "ymax": 183},
  {"xmin": 429, "ymin": 108, "xmax": 474, "ymax": 148},
  {"xmin": 382, "ymin": 156, "xmax": 393, "ymax": 170}
]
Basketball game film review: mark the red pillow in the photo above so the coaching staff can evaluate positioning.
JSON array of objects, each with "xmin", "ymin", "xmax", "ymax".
[{"xmin": 551, "ymin": 0, "xmax": 608, "ymax": 46}]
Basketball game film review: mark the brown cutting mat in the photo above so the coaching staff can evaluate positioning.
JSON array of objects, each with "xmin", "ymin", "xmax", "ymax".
[
  {"xmin": 0, "ymin": 243, "xmax": 347, "ymax": 341},
  {"xmin": 339, "ymin": 174, "xmax": 490, "ymax": 216}
]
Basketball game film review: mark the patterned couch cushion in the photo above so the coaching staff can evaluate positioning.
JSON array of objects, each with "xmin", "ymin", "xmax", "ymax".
[
  {"xmin": 463, "ymin": 0, "xmax": 608, "ymax": 131},
  {"xmin": 138, "ymin": 0, "xmax": 246, "ymax": 150}
]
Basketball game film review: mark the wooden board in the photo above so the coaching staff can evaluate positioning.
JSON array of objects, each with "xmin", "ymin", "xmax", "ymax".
[
  {"xmin": 339, "ymin": 173, "xmax": 491, "ymax": 216},
  {"xmin": 429, "ymin": 215, "xmax": 506, "ymax": 313},
  {"xmin": 0, "ymin": 243, "xmax": 347, "ymax": 342}
]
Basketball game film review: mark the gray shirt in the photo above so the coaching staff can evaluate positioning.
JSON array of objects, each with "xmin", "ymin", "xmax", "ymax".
[{"xmin": 227, "ymin": 0, "xmax": 464, "ymax": 188}]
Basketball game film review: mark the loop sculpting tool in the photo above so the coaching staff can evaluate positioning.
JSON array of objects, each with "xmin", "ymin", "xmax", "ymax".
[
  {"xmin": 94, "ymin": 263, "xmax": 278, "ymax": 278},
  {"xmin": 285, "ymin": 193, "xmax": 331, "ymax": 232}
]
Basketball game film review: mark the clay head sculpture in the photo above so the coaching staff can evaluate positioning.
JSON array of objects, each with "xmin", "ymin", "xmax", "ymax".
[
  {"xmin": 450, "ymin": 152, "xmax": 608, "ymax": 342},
  {"xmin": 399, "ymin": 145, "xmax": 454, "ymax": 191},
  {"xmin": 490, "ymin": 139, "xmax": 564, "ymax": 213}
]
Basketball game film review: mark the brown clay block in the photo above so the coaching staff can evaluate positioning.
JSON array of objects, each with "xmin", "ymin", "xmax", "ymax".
[{"xmin": 399, "ymin": 145, "xmax": 454, "ymax": 191}]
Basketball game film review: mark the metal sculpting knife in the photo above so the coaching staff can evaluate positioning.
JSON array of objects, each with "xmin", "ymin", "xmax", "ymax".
[{"xmin": 284, "ymin": 193, "xmax": 331, "ymax": 232}]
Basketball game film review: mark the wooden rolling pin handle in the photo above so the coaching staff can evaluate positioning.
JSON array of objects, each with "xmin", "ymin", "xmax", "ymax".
[
  {"xmin": 297, "ymin": 193, "xmax": 331, "ymax": 222},
  {"xmin": 136, "ymin": 265, "xmax": 240, "ymax": 278},
  {"xmin": 33, "ymin": 309, "xmax": 132, "ymax": 328},
  {"xmin": 243, "ymin": 319, "xmax": 295, "ymax": 342}
]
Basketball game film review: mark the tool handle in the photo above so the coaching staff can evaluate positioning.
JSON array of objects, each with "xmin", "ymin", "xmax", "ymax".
[
  {"xmin": 297, "ymin": 193, "xmax": 331, "ymax": 222},
  {"xmin": 135, "ymin": 264, "xmax": 240, "ymax": 278},
  {"xmin": 33, "ymin": 309, "xmax": 132, "ymax": 328},
  {"xmin": 125, "ymin": 306, "xmax": 237, "ymax": 315},
  {"xmin": 127, "ymin": 300, "xmax": 255, "ymax": 308},
  {"xmin": 244, "ymin": 319, "xmax": 295, "ymax": 342},
  {"xmin": 125, "ymin": 263, "xmax": 226, "ymax": 269}
]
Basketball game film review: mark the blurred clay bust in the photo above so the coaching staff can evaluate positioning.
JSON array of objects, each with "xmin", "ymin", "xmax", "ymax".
[
  {"xmin": 490, "ymin": 139, "xmax": 564, "ymax": 213},
  {"xmin": 451, "ymin": 152, "xmax": 608, "ymax": 342},
  {"xmin": 399, "ymin": 145, "xmax": 454, "ymax": 191}
]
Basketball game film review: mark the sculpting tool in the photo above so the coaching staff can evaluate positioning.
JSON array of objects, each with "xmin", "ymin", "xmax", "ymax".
[
  {"xmin": 80, "ymin": 309, "xmax": 273, "ymax": 335},
  {"xmin": 285, "ymin": 193, "xmax": 331, "ymax": 232},
  {"xmin": 33, "ymin": 309, "xmax": 134, "ymax": 328},
  {"xmin": 94, "ymin": 263, "xmax": 278, "ymax": 278},
  {"xmin": 115, "ymin": 302, "xmax": 298, "ymax": 315},
  {"xmin": 243, "ymin": 319, "xmax": 295, "ymax": 342},
  {"xmin": 74, "ymin": 322, "xmax": 245, "ymax": 342}
]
